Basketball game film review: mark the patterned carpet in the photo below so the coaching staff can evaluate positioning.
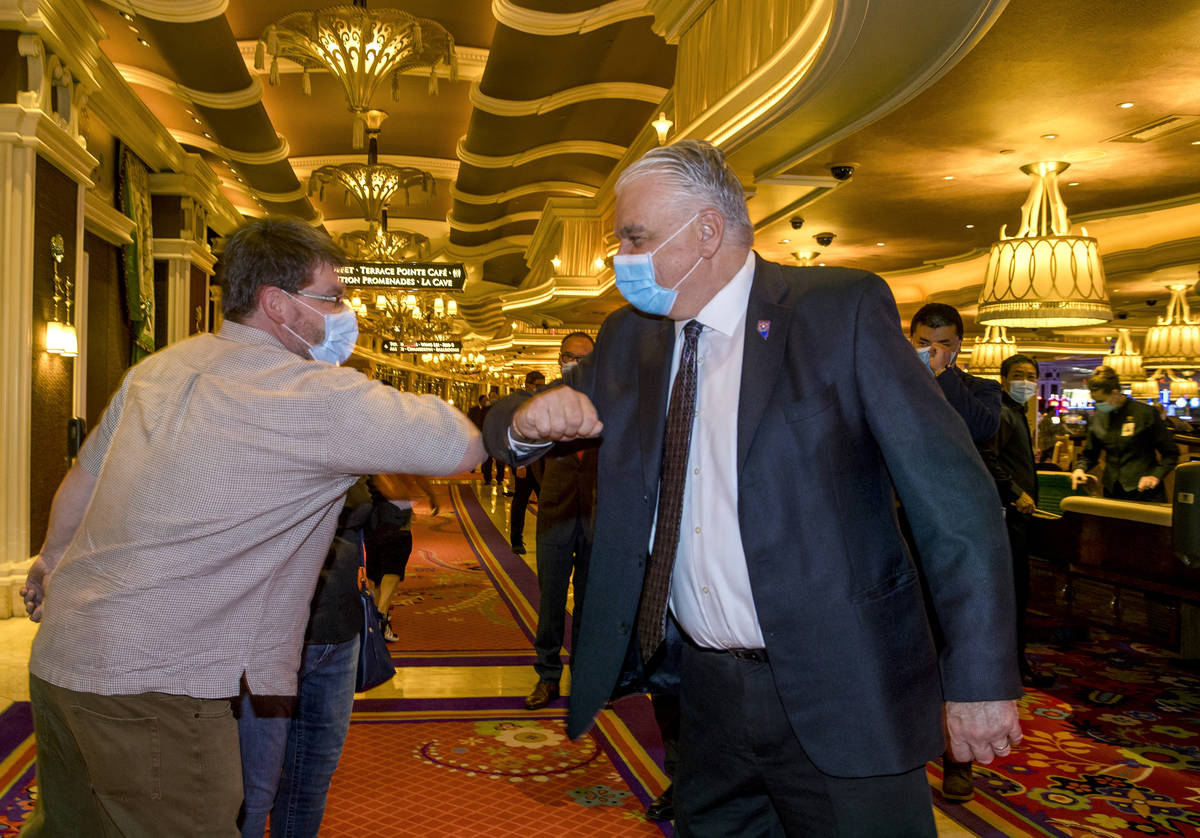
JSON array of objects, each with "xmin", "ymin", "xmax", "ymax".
[
  {"xmin": 385, "ymin": 486, "xmax": 538, "ymax": 666},
  {"xmin": 319, "ymin": 697, "xmax": 668, "ymax": 837},
  {"xmin": 929, "ymin": 629, "xmax": 1200, "ymax": 836}
]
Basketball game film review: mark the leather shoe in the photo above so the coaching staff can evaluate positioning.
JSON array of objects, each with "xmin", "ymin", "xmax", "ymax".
[
  {"xmin": 512, "ymin": 541, "xmax": 526, "ymax": 555},
  {"xmin": 524, "ymin": 680, "xmax": 559, "ymax": 710},
  {"xmin": 645, "ymin": 783, "xmax": 674, "ymax": 821},
  {"xmin": 942, "ymin": 759, "xmax": 974, "ymax": 802}
]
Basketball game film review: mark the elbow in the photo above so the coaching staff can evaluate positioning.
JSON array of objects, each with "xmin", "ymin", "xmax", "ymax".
[{"xmin": 452, "ymin": 431, "xmax": 486, "ymax": 475}]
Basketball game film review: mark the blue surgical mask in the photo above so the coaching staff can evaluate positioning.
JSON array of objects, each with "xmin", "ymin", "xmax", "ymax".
[
  {"xmin": 612, "ymin": 213, "xmax": 703, "ymax": 316},
  {"xmin": 1095, "ymin": 401, "xmax": 1117, "ymax": 414},
  {"xmin": 284, "ymin": 294, "xmax": 359, "ymax": 365},
  {"xmin": 1008, "ymin": 380, "xmax": 1038, "ymax": 404},
  {"xmin": 915, "ymin": 345, "xmax": 933, "ymax": 372}
]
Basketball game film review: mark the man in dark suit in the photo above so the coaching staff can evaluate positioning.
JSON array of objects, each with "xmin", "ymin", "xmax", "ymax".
[
  {"xmin": 509, "ymin": 370, "xmax": 546, "ymax": 554},
  {"xmin": 523, "ymin": 334, "xmax": 599, "ymax": 710},
  {"xmin": 484, "ymin": 140, "xmax": 1021, "ymax": 836},
  {"xmin": 909, "ymin": 303, "xmax": 1001, "ymax": 442},
  {"xmin": 1072, "ymin": 365, "xmax": 1179, "ymax": 501},
  {"xmin": 468, "ymin": 394, "xmax": 505, "ymax": 486}
]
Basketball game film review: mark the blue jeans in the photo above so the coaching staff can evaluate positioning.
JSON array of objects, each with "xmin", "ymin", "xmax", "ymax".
[{"xmin": 238, "ymin": 635, "xmax": 359, "ymax": 838}]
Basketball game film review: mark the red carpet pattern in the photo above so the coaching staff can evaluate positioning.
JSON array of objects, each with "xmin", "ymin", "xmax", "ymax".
[
  {"xmin": 319, "ymin": 701, "xmax": 664, "ymax": 837},
  {"xmin": 384, "ymin": 485, "xmax": 537, "ymax": 666},
  {"xmin": 931, "ymin": 630, "xmax": 1200, "ymax": 836}
]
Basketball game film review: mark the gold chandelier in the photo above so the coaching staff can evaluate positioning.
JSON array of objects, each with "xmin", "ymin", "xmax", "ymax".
[
  {"xmin": 1130, "ymin": 373, "xmax": 1161, "ymax": 400},
  {"xmin": 1103, "ymin": 327, "xmax": 1146, "ymax": 381},
  {"xmin": 977, "ymin": 161, "xmax": 1113, "ymax": 328},
  {"xmin": 1169, "ymin": 373, "xmax": 1199, "ymax": 401},
  {"xmin": 351, "ymin": 289, "xmax": 458, "ymax": 345},
  {"xmin": 1142, "ymin": 284, "xmax": 1200, "ymax": 371},
  {"xmin": 968, "ymin": 325, "xmax": 1017, "ymax": 378},
  {"xmin": 257, "ymin": 0, "xmax": 456, "ymax": 148},
  {"xmin": 340, "ymin": 225, "xmax": 430, "ymax": 261}
]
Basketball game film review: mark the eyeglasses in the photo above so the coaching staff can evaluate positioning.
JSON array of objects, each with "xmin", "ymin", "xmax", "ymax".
[
  {"xmin": 560, "ymin": 351, "xmax": 589, "ymax": 363},
  {"xmin": 295, "ymin": 289, "xmax": 347, "ymax": 306}
]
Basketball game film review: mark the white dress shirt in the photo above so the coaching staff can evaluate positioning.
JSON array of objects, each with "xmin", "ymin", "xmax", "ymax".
[{"xmin": 663, "ymin": 250, "xmax": 766, "ymax": 649}]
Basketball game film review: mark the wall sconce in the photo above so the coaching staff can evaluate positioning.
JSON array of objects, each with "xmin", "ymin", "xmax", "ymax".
[
  {"xmin": 45, "ymin": 234, "xmax": 78, "ymax": 357},
  {"xmin": 652, "ymin": 112, "xmax": 673, "ymax": 145},
  {"xmin": 550, "ymin": 255, "xmax": 562, "ymax": 271}
]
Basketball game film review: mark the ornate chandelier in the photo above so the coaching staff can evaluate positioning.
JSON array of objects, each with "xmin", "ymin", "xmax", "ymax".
[
  {"xmin": 257, "ymin": 0, "xmax": 456, "ymax": 148},
  {"xmin": 1103, "ymin": 327, "xmax": 1146, "ymax": 381},
  {"xmin": 1142, "ymin": 284, "xmax": 1200, "ymax": 371},
  {"xmin": 351, "ymin": 289, "xmax": 458, "ymax": 345},
  {"xmin": 1130, "ymin": 373, "xmax": 1161, "ymax": 401},
  {"xmin": 1169, "ymin": 373, "xmax": 1198, "ymax": 401},
  {"xmin": 309, "ymin": 110, "xmax": 435, "ymax": 223},
  {"xmin": 968, "ymin": 325, "xmax": 1017, "ymax": 378},
  {"xmin": 339, "ymin": 225, "xmax": 430, "ymax": 261},
  {"xmin": 977, "ymin": 161, "xmax": 1113, "ymax": 328}
]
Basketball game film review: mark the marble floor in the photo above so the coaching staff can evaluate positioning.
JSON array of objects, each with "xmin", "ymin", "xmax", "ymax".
[{"xmin": 0, "ymin": 479, "xmax": 974, "ymax": 836}]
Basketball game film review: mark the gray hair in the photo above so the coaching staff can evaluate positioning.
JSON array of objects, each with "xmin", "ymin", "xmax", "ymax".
[
  {"xmin": 219, "ymin": 217, "xmax": 345, "ymax": 321},
  {"xmin": 615, "ymin": 139, "xmax": 753, "ymax": 246}
]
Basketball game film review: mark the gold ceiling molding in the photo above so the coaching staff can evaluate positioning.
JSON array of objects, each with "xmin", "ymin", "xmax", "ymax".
[
  {"xmin": 648, "ymin": 0, "xmax": 715, "ymax": 44},
  {"xmin": 447, "ymin": 211, "xmax": 544, "ymax": 233},
  {"xmin": 291, "ymin": 154, "xmax": 460, "ymax": 183},
  {"xmin": 444, "ymin": 236, "xmax": 534, "ymax": 261},
  {"xmin": 251, "ymin": 185, "xmax": 310, "ymax": 204},
  {"xmin": 236, "ymin": 41, "xmax": 489, "ymax": 84},
  {"xmin": 469, "ymin": 81, "xmax": 668, "ymax": 117},
  {"xmin": 116, "ymin": 64, "xmax": 263, "ymax": 109},
  {"xmin": 456, "ymin": 138, "xmax": 626, "ymax": 168},
  {"xmin": 84, "ymin": 190, "xmax": 136, "ymax": 246},
  {"xmin": 120, "ymin": 0, "xmax": 229, "ymax": 23},
  {"xmin": 450, "ymin": 181, "xmax": 597, "ymax": 205},
  {"xmin": 168, "ymin": 130, "xmax": 291, "ymax": 167},
  {"xmin": 490, "ymin": 0, "xmax": 650, "ymax": 36},
  {"xmin": 675, "ymin": 0, "xmax": 834, "ymax": 149}
]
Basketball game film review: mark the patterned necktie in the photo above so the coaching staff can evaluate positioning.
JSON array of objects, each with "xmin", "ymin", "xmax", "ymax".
[{"xmin": 636, "ymin": 320, "xmax": 703, "ymax": 662}]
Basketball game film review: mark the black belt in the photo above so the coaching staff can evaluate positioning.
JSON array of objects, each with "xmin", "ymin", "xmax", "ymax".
[{"xmin": 693, "ymin": 645, "xmax": 769, "ymax": 663}]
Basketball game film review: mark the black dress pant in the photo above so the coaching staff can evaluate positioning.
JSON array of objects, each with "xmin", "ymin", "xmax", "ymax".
[
  {"xmin": 509, "ymin": 471, "xmax": 538, "ymax": 545},
  {"xmin": 676, "ymin": 643, "xmax": 936, "ymax": 838}
]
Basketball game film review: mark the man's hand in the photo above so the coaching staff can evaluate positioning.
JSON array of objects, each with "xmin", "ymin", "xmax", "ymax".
[
  {"xmin": 20, "ymin": 555, "xmax": 50, "ymax": 623},
  {"xmin": 928, "ymin": 344, "xmax": 954, "ymax": 376},
  {"xmin": 1070, "ymin": 468, "xmax": 1090, "ymax": 489},
  {"xmin": 946, "ymin": 699, "xmax": 1022, "ymax": 764},
  {"xmin": 1138, "ymin": 475, "xmax": 1160, "ymax": 492},
  {"xmin": 512, "ymin": 387, "xmax": 603, "ymax": 442},
  {"xmin": 1014, "ymin": 492, "xmax": 1036, "ymax": 515}
]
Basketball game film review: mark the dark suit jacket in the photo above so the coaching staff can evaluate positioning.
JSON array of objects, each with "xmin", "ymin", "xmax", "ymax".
[
  {"xmin": 1074, "ymin": 398, "xmax": 1179, "ymax": 493},
  {"xmin": 532, "ymin": 440, "xmax": 599, "ymax": 545},
  {"xmin": 985, "ymin": 393, "xmax": 1039, "ymax": 507},
  {"xmin": 937, "ymin": 366, "xmax": 1001, "ymax": 442},
  {"xmin": 484, "ymin": 256, "xmax": 1020, "ymax": 777}
]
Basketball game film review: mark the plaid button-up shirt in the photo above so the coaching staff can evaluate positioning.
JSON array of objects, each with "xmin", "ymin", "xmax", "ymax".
[{"xmin": 31, "ymin": 321, "xmax": 475, "ymax": 698}]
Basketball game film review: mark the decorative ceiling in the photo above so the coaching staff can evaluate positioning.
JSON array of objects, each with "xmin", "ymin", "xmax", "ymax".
[{"xmin": 77, "ymin": 0, "xmax": 1200, "ymax": 371}]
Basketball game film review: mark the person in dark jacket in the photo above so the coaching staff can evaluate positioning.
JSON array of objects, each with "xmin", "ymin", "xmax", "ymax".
[
  {"xmin": 510, "ymin": 370, "xmax": 546, "ymax": 554},
  {"xmin": 1071, "ymin": 366, "xmax": 1179, "ymax": 502},
  {"xmin": 987, "ymin": 355, "xmax": 1055, "ymax": 689},
  {"xmin": 238, "ymin": 477, "xmax": 374, "ymax": 838},
  {"xmin": 909, "ymin": 303, "xmax": 1002, "ymax": 442}
]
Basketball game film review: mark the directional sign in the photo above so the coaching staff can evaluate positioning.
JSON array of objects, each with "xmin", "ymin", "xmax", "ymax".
[
  {"xmin": 382, "ymin": 339, "xmax": 462, "ymax": 354},
  {"xmin": 337, "ymin": 261, "xmax": 466, "ymax": 290}
]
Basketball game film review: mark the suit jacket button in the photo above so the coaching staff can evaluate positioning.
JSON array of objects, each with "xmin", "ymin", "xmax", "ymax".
[{"xmin": 619, "ymin": 622, "xmax": 629, "ymax": 635}]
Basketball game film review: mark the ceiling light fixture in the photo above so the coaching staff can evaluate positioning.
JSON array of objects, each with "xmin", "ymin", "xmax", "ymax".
[
  {"xmin": 965, "ymin": 224, "xmax": 975, "ymax": 229},
  {"xmin": 1040, "ymin": 133, "xmax": 1057, "ymax": 140},
  {"xmin": 791, "ymin": 251, "xmax": 821, "ymax": 266},
  {"xmin": 1142, "ymin": 284, "xmax": 1200, "ymax": 371},
  {"xmin": 651, "ymin": 112, "xmax": 673, "ymax": 145},
  {"xmin": 257, "ymin": 0, "xmax": 457, "ymax": 148},
  {"xmin": 943, "ymin": 175, "xmax": 955, "ymax": 180},
  {"xmin": 968, "ymin": 325, "xmax": 1017, "ymax": 379},
  {"xmin": 977, "ymin": 161, "xmax": 1112, "ymax": 328},
  {"xmin": 1103, "ymin": 327, "xmax": 1145, "ymax": 380},
  {"xmin": 1118, "ymin": 102, "xmax": 1134, "ymax": 109}
]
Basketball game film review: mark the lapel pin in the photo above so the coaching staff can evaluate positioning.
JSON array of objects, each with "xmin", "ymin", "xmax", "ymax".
[{"xmin": 757, "ymin": 320, "xmax": 771, "ymax": 340}]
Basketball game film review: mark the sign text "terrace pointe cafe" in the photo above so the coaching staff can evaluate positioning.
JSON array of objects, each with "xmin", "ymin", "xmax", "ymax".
[{"xmin": 336, "ymin": 261, "xmax": 467, "ymax": 291}]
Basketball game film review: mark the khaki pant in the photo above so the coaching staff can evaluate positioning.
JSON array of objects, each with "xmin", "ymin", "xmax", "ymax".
[{"xmin": 22, "ymin": 673, "xmax": 242, "ymax": 837}]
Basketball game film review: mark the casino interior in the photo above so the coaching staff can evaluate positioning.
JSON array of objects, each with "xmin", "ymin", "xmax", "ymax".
[{"xmin": 3, "ymin": 1, "xmax": 1200, "ymax": 835}]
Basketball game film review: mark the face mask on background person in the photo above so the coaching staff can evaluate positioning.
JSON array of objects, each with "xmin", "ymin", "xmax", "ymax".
[
  {"xmin": 283, "ymin": 293, "xmax": 359, "ymax": 365},
  {"xmin": 915, "ymin": 345, "xmax": 933, "ymax": 373},
  {"xmin": 612, "ymin": 212, "xmax": 703, "ymax": 316},
  {"xmin": 1008, "ymin": 380, "xmax": 1038, "ymax": 404},
  {"xmin": 1095, "ymin": 400, "xmax": 1117, "ymax": 414}
]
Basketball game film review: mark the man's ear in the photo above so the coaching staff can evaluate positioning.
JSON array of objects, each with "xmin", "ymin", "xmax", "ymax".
[
  {"xmin": 696, "ymin": 208, "xmax": 725, "ymax": 257},
  {"xmin": 259, "ymin": 285, "xmax": 291, "ymax": 325}
]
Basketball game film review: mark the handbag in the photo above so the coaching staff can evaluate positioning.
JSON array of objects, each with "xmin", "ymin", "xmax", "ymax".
[{"xmin": 355, "ymin": 532, "xmax": 396, "ymax": 692}]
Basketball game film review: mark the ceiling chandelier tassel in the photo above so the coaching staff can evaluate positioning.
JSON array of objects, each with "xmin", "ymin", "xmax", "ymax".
[
  {"xmin": 426, "ymin": 69, "xmax": 438, "ymax": 96},
  {"xmin": 393, "ymin": 68, "xmax": 402, "ymax": 101},
  {"xmin": 301, "ymin": 68, "xmax": 312, "ymax": 95},
  {"xmin": 254, "ymin": 38, "xmax": 265, "ymax": 70},
  {"xmin": 353, "ymin": 113, "xmax": 365, "ymax": 149},
  {"xmin": 269, "ymin": 56, "xmax": 279, "ymax": 87},
  {"xmin": 449, "ymin": 53, "xmax": 458, "ymax": 84},
  {"xmin": 267, "ymin": 27, "xmax": 278, "ymax": 61}
]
